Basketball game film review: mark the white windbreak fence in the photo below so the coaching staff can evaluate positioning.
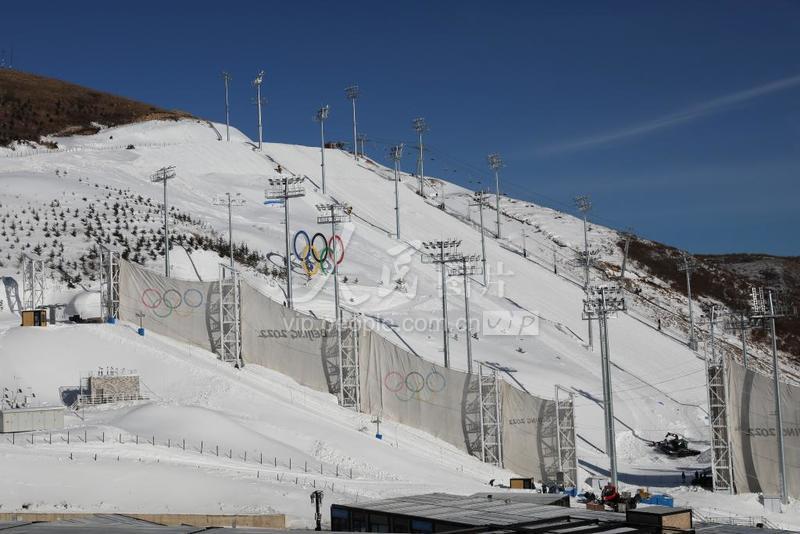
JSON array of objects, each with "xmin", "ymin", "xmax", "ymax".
[
  {"xmin": 501, "ymin": 381, "xmax": 558, "ymax": 480},
  {"xmin": 119, "ymin": 260, "xmax": 217, "ymax": 352},
  {"xmin": 240, "ymin": 282, "xmax": 336, "ymax": 394},
  {"xmin": 358, "ymin": 327, "xmax": 469, "ymax": 451},
  {"xmin": 728, "ymin": 360, "xmax": 800, "ymax": 497}
]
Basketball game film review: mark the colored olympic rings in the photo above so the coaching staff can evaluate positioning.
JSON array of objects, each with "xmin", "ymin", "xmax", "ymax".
[
  {"xmin": 292, "ymin": 231, "xmax": 345, "ymax": 277},
  {"xmin": 140, "ymin": 287, "xmax": 205, "ymax": 318}
]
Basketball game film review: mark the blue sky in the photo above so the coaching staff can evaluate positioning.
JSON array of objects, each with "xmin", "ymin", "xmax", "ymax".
[{"xmin": 3, "ymin": 1, "xmax": 799, "ymax": 254}]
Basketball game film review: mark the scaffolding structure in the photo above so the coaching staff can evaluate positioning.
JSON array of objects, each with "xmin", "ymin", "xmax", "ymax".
[
  {"xmin": 477, "ymin": 362, "xmax": 503, "ymax": 466},
  {"xmin": 705, "ymin": 306, "xmax": 734, "ymax": 494},
  {"xmin": 555, "ymin": 384, "xmax": 578, "ymax": 488},
  {"xmin": 218, "ymin": 264, "xmax": 243, "ymax": 368},
  {"xmin": 339, "ymin": 307, "xmax": 361, "ymax": 410},
  {"xmin": 99, "ymin": 246, "xmax": 120, "ymax": 322},
  {"xmin": 21, "ymin": 254, "xmax": 45, "ymax": 310}
]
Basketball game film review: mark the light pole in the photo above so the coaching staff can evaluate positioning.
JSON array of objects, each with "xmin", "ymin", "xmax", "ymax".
[
  {"xmin": 222, "ymin": 71, "xmax": 232, "ymax": 142},
  {"xmin": 678, "ymin": 252, "xmax": 698, "ymax": 350},
  {"xmin": 315, "ymin": 105, "xmax": 330, "ymax": 194},
  {"xmin": 413, "ymin": 118, "xmax": 428, "ymax": 196},
  {"xmin": 253, "ymin": 70, "xmax": 265, "ymax": 150},
  {"xmin": 345, "ymin": 84, "xmax": 359, "ymax": 160},
  {"xmin": 212, "ymin": 192, "xmax": 246, "ymax": 268},
  {"xmin": 150, "ymin": 166, "xmax": 176, "ymax": 277},
  {"xmin": 422, "ymin": 239, "xmax": 463, "ymax": 368},
  {"xmin": 583, "ymin": 285, "xmax": 626, "ymax": 487},
  {"xmin": 389, "ymin": 144, "xmax": 404, "ymax": 239},
  {"xmin": 266, "ymin": 177, "xmax": 306, "ymax": 309},
  {"xmin": 449, "ymin": 255, "xmax": 482, "ymax": 374},
  {"xmin": 470, "ymin": 191, "xmax": 489, "ymax": 287},
  {"xmin": 357, "ymin": 133, "xmax": 368, "ymax": 159},
  {"xmin": 575, "ymin": 195, "xmax": 594, "ymax": 351},
  {"xmin": 316, "ymin": 203, "xmax": 352, "ymax": 403},
  {"xmin": 487, "ymin": 154, "xmax": 503, "ymax": 238},
  {"xmin": 620, "ymin": 229, "xmax": 634, "ymax": 282},
  {"xmin": 749, "ymin": 287, "xmax": 796, "ymax": 505}
]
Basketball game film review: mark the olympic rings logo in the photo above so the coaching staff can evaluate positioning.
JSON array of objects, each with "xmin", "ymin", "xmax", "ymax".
[
  {"xmin": 292, "ymin": 230, "xmax": 345, "ymax": 277},
  {"xmin": 141, "ymin": 287, "xmax": 205, "ymax": 318},
  {"xmin": 383, "ymin": 369, "xmax": 446, "ymax": 402}
]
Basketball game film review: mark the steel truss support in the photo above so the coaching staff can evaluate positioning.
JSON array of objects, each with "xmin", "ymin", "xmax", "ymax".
[
  {"xmin": 338, "ymin": 307, "xmax": 361, "ymax": 410},
  {"xmin": 706, "ymin": 309, "xmax": 734, "ymax": 493},
  {"xmin": 218, "ymin": 264, "xmax": 243, "ymax": 368},
  {"xmin": 478, "ymin": 362, "xmax": 503, "ymax": 467},
  {"xmin": 99, "ymin": 246, "xmax": 120, "ymax": 322},
  {"xmin": 21, "ymin": 254, "xmax": 45, "ymax": 311},
  {"xmin": 555, "ymin": 385, "xmax": 578, "ymax": 488}
]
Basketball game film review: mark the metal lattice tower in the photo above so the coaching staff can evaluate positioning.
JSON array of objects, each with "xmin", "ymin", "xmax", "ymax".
[
  {"xmin": 487, "ymin": 154, "xmax": 503, "ymax": 238},
  {"xmin": 555, "ymin": 384, "xmax": 578, "ymax": 488},
  {"xmin": 98, "ymin": 245, "xmax": 120, "ymax": 322},
  {"xmin": 345, "ymin": 84, "xmax": 360, "ymax": 160},
  {"xmin": 583, "ymin": 285, "xmax": 626, "ymax": 486},
  {"xmin": 413, "ymin": 118, "xmax": 428, "ymax": 196},
  {"xmin": 218, "ymin": 264, "xmax": 243, "ymax": 368},
  {"xmin": 704, "ymin": 305, "xmax": 734, "ymax": 494},
  {"xmin": 678, "ymin": 252, "xmax": 699, "ymax": 350},
  {"xmin": 422, "ymin": 239, "xmax": 463, "ymax": 368},
  {"xmin": 150, "ymin": 166, "xmax": 176, "ymax": 278},
  {"xmin": 253, "ymin": 70, "xmax": 265, "ymax": 151},
  {"xmin": 315, "ymin": 105, "xmax": 330, "ymax": 194},
  {"xmin": 266, "ymin": 176, "xmax": 306, "ymax": 309},
  {"xmin": 477, "ymin": 362, "xmax": 503, "ymax": 467},
  {"xmin": 448, "ymin": 255, "xmax": 483, "ymax": 375},
  {"xmin": 339, "ymin": 307, "xmax": 361, "ymax": 410},
  {"xmin": 316, "ymin": 203, "xmax": 352, "ymax": 405},
  {"xmin": 21, "ymin": 254, "xmax": 45, "ymax": 310},
  {"xmin": 389, "ymin": 144, "xmax": 404, "ymax": 239}
]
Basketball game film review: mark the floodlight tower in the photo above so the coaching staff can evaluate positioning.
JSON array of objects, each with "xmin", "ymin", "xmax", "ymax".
[
  {"xmin": 448, "ymin": 254, "xmax": 482, "ymax": 374},
  {"xmin": 212, "ymin": 192, "xmax": 246, "ymax": 268},
  {"xmin": 677, "ymin": 252, "xmax": 698, "ymax": 350},
  {"xmin": 749, "ymin": 287, "xmax": 796, "ymax": 505},
  {"xmin": 487, "ymin": 154, "xmax": 503, "ymax": 238},
  {"xmin": 315, "ymin": 105, "xmax": 330, "ymax": 194},
  {"xmin": 317, "ymin": 202, "xmax": 352, "ymax": 397},
  {"xmin": 345, "ymin": 84, "xmax": 360, "ymax": 160},
  {"xmin": 266, "ymin": 177, "xmax": 306, "ymax": 309},
  {"xmin": 470, "ymin": 190, "xmax": 489, "ymax": 287},
  {"xmin": 389, "ymin": 144, "xmax": 404, "ymax": 239},
  {"xmin": 413, "ymin": 118, "xmax": 428, "ymax": 196},
  {"xmin": 583, "ymin": 285, "xmax": 626, "ymax": 487},
  {"xmin": 222, "ymin": 71, "xmax": 232, "ymax": 142},
  {"xmin": 422, "ymin": 239, "xmax": 463, "ymax": 368},
  {"xmin": 253, "ymin": 70, "xmax": 265, "ymax": 150},
  {"xmin": 575, "ymin": 195, "xmax": 594, "ymax": 350},
  {"xmin": 151, "ymin": 166, "xmax": 176, "ymax": 277}
]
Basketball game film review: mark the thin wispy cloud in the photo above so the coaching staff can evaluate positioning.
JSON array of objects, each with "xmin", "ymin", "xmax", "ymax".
[{"xmin": 537, "ymin": 74, "xmax": 800, "ymax": 155}]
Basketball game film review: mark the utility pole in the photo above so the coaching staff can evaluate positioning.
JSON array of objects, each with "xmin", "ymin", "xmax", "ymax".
[
  {"xmin": 151, "ymin": 166, "xmax": 176, "ymax": 277},
  {"xmin": 575, "ymin": 195, "xmax": 594, "ymax": 351},
  {"xmin": 253, "ymin": 70, "xmax": 265, "ymax": 150},
  {"xmin": 315, "ymin": 105, "xmax": 330, "ymax": 194},
  {"xmin": 317, "ymin": 202, "xmax": 352, "ymax": 402},
  {"xmin": 678, "ymin": 252, "xmax": 698, "ymax": 350},
  {"xmin": 345, "ymin": 84, "xmax": 359, "ymax": 160},
  {"xmin": 389, "ymin": 144, "xmax": 404, "ymax": 239},
  {"xmin": 212, "ymin": 192, "xmax": 246, "ymax": 268},
  {"xmin": 357, "ymin": 133, "xmax": 368, "ymax": 159},
  {"xmin": 470, "ymin": 191, "xmax": 489, "ymax": 287},
  {"xmin": 266, "ymin": 177, "xmax": 306, "ymax": 309},
  {"xmin": 583, "ymin": 285, "xmax": 626, "ymax": 487},
  {"xmin": 222, "ymin": 71, "xmax": 232, "ymax": 142},
  {"xmin": 620, "ymin": 229, "xmax": 634, "ymax": 282},
  {"xmin": 422, "ymin": 239, "xmax": 463, "ymax": 368},
  {"xmin": 449, "ymin": 255, "xmax": 482, "ymax": 374},
  {"xmin": 413, "ymin": 118, "xmax": 428, "ymax": 196},
  {"xmin": 749, "ymin": 287, "xmax": 796, "ymax": 505},
  {"xmin": 487, "ymin": 153, "xmax": 503, "ymax": 238}
]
